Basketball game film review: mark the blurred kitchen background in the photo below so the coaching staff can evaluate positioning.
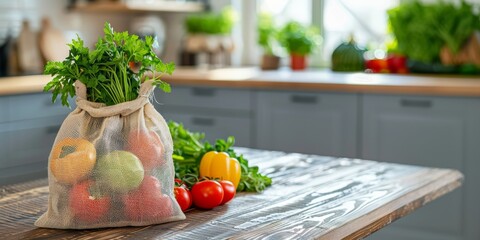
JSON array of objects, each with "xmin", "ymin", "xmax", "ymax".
[
  {"xmin": 1, "ymin": 0, "xmax": 480, "ymax": 240},
  {"xmin": 5, "ymin": 0, "xmax": 478, "ymax": 74}
]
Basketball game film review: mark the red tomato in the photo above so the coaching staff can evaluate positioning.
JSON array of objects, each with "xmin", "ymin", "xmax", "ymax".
[
  {"xmin": 387, "ymin": 54, "xmax": 408, "ymax": 74},
  {"xmin": 366, "ymin": 58, "xmax": 389, "ymax": 73},
  {"xmin": 70, "ymin": 180, "xmax": 110, "ymax": 222},
  {"xmin": 191, "ymin": 180, "xmax": 224, "ymax": 209},
  {"xmin": 126, "ymin": 130, "xmax": 165, "ymax": 171},
  {"xmin": 174, "ymin": 186, "xmax": 192, "ymax": 212},
  {"xmin": 123, "ymin": 176, "xmax": 173, "ymax": 221},
  {"xmin": 219, "ymin": 180, "xmax": 236, "ymax": 205}
]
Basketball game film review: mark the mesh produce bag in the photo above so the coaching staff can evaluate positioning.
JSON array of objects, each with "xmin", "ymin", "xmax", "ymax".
[{"xmin": 35, "ymin": 80, "xmax": 185, "ymax": 229}]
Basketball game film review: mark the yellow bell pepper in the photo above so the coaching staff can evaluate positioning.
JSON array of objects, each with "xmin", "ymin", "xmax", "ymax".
[{"xmin": 199, "ymin": 151, "xmax": 241, "ymax": 189}]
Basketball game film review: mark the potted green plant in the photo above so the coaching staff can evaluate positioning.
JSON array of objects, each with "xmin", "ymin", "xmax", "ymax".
[
  {"xmin": 183, "ymin": 7, "xmax": 236, "ymax": 66},
  {"xmin": 279, "ymin": 21, "xmax": 321, "ymax": 70},
  {"xmin": 257, "ymin": 13, "xmax": 280, "ymax": 70}
]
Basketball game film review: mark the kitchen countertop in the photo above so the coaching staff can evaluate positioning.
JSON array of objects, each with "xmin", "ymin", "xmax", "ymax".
[
  {"xmin": 0, "ymin": 148, "xmax": 463, "ymax": 239},
  {"xmin": 1, "ymin": 68, "xmax": 480, "ymax": 97}
]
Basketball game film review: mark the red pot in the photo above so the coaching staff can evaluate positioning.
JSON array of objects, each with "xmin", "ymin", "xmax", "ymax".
[{"xmin": 290, "ymin": 54, "xmax": 307, "ymax": 70}]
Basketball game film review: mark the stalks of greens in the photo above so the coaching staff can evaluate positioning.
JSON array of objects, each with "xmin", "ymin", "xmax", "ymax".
[
  {"xmin": 388, "ymin": 0, "xmax": 480, "ymax": 63},
  {"xmin": 278, "ymin": 21, "xmax": 321, "ymax": 56},
  {"xmin": 258, "ymin": 13, "xmax": 279, "ymax": 56},
  {"xmin": 44, "ymin": 22, "xmax": 174, "ymax": 107},
  {"xmin": 169, "ymin": 121, "xmax": 272, "ymax": 192}
]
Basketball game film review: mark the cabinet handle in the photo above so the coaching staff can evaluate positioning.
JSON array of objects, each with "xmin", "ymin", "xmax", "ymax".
[
  {"xmin": 192, "ymin": 117, "xmax": 215, "ymax": 126},
  {"xmin": 192, "ymin": 88, "xmax": 216, "ymax": 97},
  {"xmin": 290, "ymin": 95, "xmax": 318, "ymax": 104},
  {"xmin": 46, "ymin": 125, "xmax": 61, "ymax": 134},
  {"xmin": 400, "ymin": 99, "xmax": 433, "ymax": 108}
]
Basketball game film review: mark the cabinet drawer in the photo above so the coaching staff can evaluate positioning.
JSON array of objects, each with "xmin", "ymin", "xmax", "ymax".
[
  {"xmin": 0, "ymin": 161, "xmax": 47, "ymax": 186},
  {"xmin": 0, "ymin": 116, "xmax": 62, "ymax": 186},
  {"xmin": 0, "ymin": 97, "xmax": 7, "ymax": 123},
  {"xmin": 2, "ymin": 117, "xmax": 62, "ymax": 169},
  {"xmin": 7, "ymin": 93, "xmax": 71, "ymax": 121},
  {"xmin": 0, "ymin": 124, "xmax": 9, "ymax": 161},
  {"xmin": 161, "ymin": 111, "xmax": 252, "ymax": 147},
  {"xmin": 256, "ymin": 90, "xmax": 358, "ymax": 157},
  {"xmin": 363, "ymin": 94, "xmax": 468, "ymax": 112},
  {"xmin": 155, "ymin": 87, "xmax": 252, "ymax": 111}
]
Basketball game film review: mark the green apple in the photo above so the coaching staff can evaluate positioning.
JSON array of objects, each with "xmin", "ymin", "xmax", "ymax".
[{"xmin": 95, "ymin": 150, "xmax": 145, "ymax": 193}]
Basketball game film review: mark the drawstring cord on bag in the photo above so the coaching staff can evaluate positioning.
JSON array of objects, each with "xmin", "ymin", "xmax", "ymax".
[{"xmin": 74, "ymin": 80, "xmax": 157, "ymax": 118}]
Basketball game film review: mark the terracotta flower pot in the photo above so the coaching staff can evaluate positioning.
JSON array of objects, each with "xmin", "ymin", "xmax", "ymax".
[
  {"xmin": 261, "ymin": 54, "xmax": 280, "ymax": 70},
  {"xmin": 290, "ymin": 54, "xmax": 307, "ymax": 70}
]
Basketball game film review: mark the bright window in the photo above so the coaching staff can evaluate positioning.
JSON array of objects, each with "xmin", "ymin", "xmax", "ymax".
[
  {"xmin": 244, "ymin": 0, "xmax": 398, "ymax": 67},
  {"xmin": 257, "ymin": 0, "xmax": 312, "ymax": 26},
  {"xmin": 322, "ymin": 0, "xmax": 399, "ymax": 65}
]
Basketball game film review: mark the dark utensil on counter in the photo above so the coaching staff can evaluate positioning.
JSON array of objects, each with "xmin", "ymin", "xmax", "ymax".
[
  {"xmin": 180, "ymin": 50, "xmax": 197, "ymax": 66},
  {"xmin": 0, "ymin": 34, "xmax": 12, "ymax": 77},
  {"xmin": 407, "ymin": 59, "xmax": 458, "ymax": 74}
]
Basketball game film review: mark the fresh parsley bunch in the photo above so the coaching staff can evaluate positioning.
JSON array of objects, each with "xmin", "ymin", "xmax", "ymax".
[{"xmin": 44, "ymin": 22, "xmax": 174, "ymax": 107}]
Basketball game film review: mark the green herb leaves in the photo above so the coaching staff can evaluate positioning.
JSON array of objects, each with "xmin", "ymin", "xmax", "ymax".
[
  {"xmin": 278, "ymin": 21, "xmax": 321, "ymax": 56},
  {"xmin": 185, "ymin": 7, "xmax": 236, "ymax": 34},
  {"xmin": 44, "ymin": 22, "xmax": 174, "ymax": 107},
  {"xmin": 257, "ymin": 13, "xmax": 279, "ymax": 55},
  {"xmin": 168, "ymin": 121, "xmax": 272, "ymax": 192},
  {"xmin": 388, "ymin": 0, "xmax": 480, "ymax": 63}
]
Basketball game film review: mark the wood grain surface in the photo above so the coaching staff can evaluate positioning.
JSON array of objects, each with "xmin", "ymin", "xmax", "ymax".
[
  {"xmin": 1, "ymin": 68, "xmax": 480, "ymax": 97},
  {"xmin": 0, "ymin": 148, "xmax": 463, "ymax": 239}
]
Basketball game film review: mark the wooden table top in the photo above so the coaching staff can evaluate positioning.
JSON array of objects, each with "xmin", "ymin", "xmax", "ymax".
[
  {"xmin": 1, "ymin": 68, "xmax": 480, "ymax": 97},
  {"xmin": 0, "ymin": 148, "xmax": 463, "ymax": 240}
]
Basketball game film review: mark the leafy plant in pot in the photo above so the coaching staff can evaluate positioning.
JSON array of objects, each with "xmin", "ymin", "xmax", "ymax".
[
  {"xmin": 183, "ymin": 7, "xmax": 236, "ymax": 66},
  {"xmin": 279, "ymin": 21, "xmax": 321, "ymax": 70},
  {"xmin": 257, "ymin": 13, "xmax": 281, "ymax": 70}
]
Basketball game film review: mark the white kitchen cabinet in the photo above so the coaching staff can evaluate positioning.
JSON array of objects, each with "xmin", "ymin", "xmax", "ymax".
[
  {"xmin": 255, "ymin": 90, "xmax": 358, "ymax": 158},
  {"xmin": 154, "ymin": 86, "xmax": 253, "ymax": 147},
  {"xmin": 362, "ymin": 94, "xmax": 480, "ymax": 240}
]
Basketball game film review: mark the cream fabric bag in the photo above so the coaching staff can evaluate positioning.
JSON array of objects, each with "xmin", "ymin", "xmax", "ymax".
[{"xmin": 35, "ymin": 80, "xmax": 185, "ymax": 229}]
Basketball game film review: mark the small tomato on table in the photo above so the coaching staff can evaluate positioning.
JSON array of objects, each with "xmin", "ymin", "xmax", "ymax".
[
  {"xmin": 219, "ymin": 180, "xmax": 236, "ymax": 205},
  {"xmin": 191, "ymin": 180, "xmax": 224, "ymax": 209},
  {"xmin": 50, "ymin": 138, "xmax": 96, "ymax": 185},
  {"xmin": 174, "ymin": 186, "xmax": 192, "ymax": 212}
]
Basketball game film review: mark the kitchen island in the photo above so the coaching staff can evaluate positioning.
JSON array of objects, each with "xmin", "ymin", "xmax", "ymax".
[
  {"xmin": 0, "ymin": 148, "xmax": 463, "ymax": 240},
  {"xmin": 0, "ymin": 68, "xmax": 479, "ymax": 240}
]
